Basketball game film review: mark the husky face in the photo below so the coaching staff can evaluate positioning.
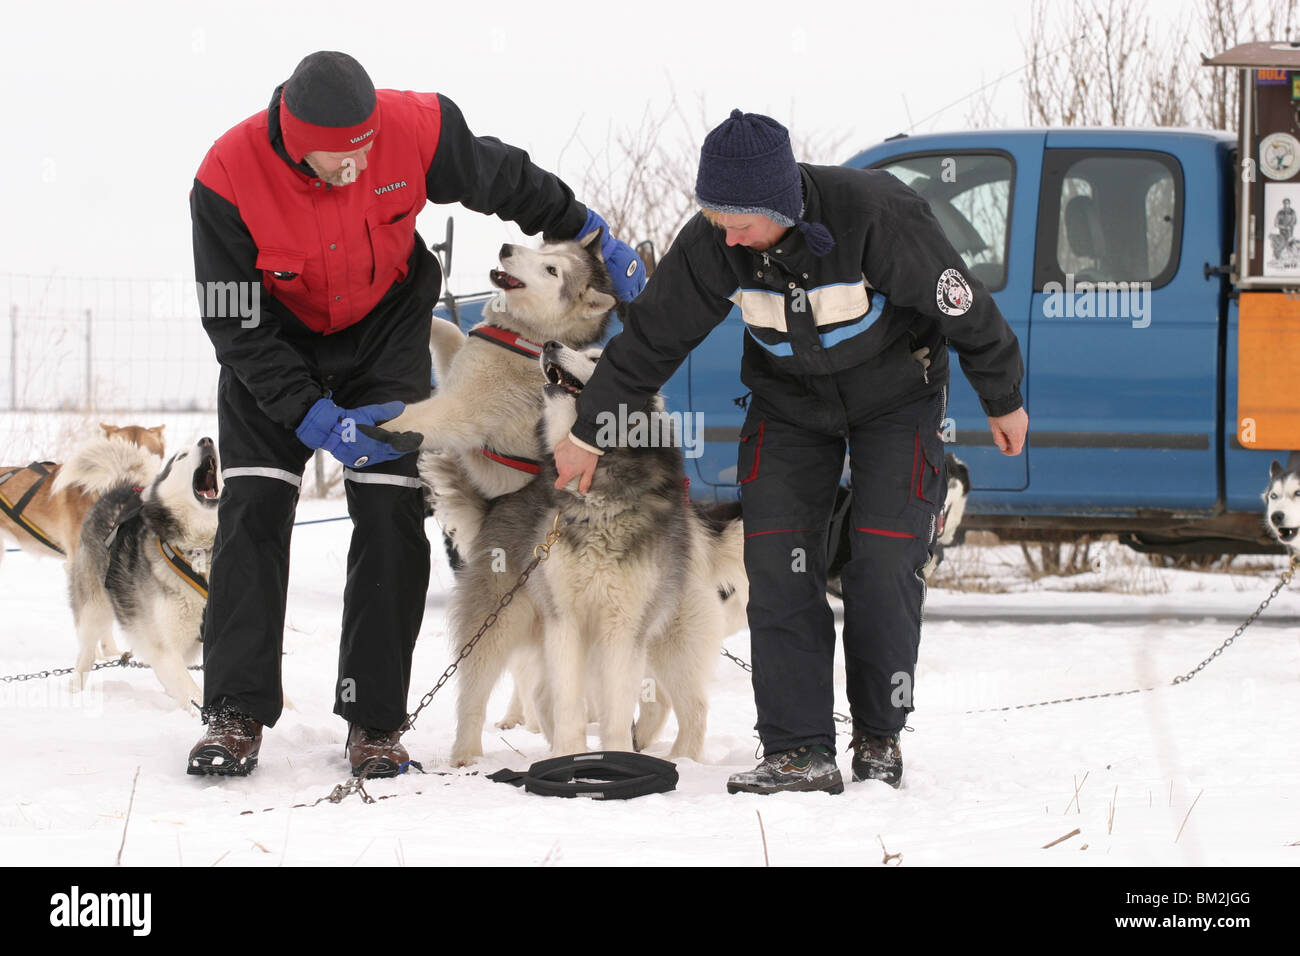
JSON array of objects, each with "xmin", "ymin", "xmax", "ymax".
[
  {"xmin": 1264, "ymin": 460, "xmax": 1300, "ymax": 549},
  {"xmin": 147, "ymin": 437, "xmax": 221, "ymax": 548},
  {"xmin": 489, "ymin": 230, "xmax": 616, "ymax": 344},
  {"xmin": 540, "ymin": 341, "xmax": 600, "ymax": 451}
]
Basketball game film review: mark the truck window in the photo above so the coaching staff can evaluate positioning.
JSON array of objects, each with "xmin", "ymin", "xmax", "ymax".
[
  {"xmin": 876, "ymin": 152, "xmax": 1013, "ymax": 290},
  {"xmin": 1036, "ymin": 150, "xmax": 1183, "ymax": 289}
]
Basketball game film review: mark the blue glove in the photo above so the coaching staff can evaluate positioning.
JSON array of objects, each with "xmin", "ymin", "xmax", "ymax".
[
  {"xmin": 295, "ymin": 397, "xmax": 408, "ymax": 468},
  {"xmin": 579, "ymin": 209, "xmax": 647, "ymax": 302}
]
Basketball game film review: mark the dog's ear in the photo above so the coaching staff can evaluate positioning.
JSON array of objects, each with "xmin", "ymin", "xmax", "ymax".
[
  {"xmin": 578, "ymin": 227, "xmax": 604, "ymax": 250},
  {"xmin": 580, "ymin": 287, "xmax": 616, "ymax": 318},
  {"xmin": 1271, "ymin": 460, "xmax": 1285, "ymax": 480},
  {"xmin": 100, "ymin": 422, "xmax": 115, "ymax": 436}
]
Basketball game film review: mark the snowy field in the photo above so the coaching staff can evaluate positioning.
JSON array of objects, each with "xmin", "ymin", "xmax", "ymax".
[{"xmin": 2, "ymin": 497, "xmax": 1298, "ymax": 879}]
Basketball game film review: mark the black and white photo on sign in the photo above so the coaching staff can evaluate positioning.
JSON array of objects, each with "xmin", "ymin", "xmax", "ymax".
[{"xmin": 1265, "ymin": 182, "xmax": 1300, "ymax": 276}]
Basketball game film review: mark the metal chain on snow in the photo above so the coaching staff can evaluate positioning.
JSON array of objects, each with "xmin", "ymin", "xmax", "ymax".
[
  {"xmin": 1171, "ymin": 552, "xmax": 1299, "ymax": 684},
  {"xmin": 0, "ymin": 651, "xmax": 203, "ymax": 683},
  {"xmin": 283, "ymin": 512, "xmax": 568, "ymax": 812},
  {"xmin": 965, "ymin": 553, "xmax": 1300, "ymax": 715},
  {"xmin": 717, "ymin": 554, "xmax": 1299, "ymax": 721}
]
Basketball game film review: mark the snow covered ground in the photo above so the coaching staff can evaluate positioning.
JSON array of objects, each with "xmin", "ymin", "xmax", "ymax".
[{"xmin": 2, "ymin": 498, "xmax": 1298, "ymax": 872}]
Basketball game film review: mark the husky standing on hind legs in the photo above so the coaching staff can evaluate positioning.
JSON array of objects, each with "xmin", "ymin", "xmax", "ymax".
[{"xmin": 376, "ymin": 230, "xmax": 616, "ymax": 501}]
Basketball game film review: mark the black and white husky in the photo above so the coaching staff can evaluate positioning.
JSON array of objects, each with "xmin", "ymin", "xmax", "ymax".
[
  {"xmin": 434, "ymin": 343, "xmax": 747, "ymax": 765},
  {"xmin": 67, "ymin": 438, "xmax": 220, "ymax": 710},
  {"xmin": 1264, "ymin": 459, "xmax": 1300, "ymax": 552}
]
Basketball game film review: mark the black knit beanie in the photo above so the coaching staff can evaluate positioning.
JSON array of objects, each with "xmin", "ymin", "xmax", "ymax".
[{"xmin": 280, "ymin": 51, "xmax": 380, "ymax": 161}]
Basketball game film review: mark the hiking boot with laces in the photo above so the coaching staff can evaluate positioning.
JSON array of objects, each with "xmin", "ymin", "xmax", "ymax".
[
  {"xmin": 346, "ymin": 723, "xmax": 409, "ymax": 778},
  {"xmin": 850, "ymin": 732, "xmax": 902, "ymax": 788},
  {"xmin": 187, "ymin": 707, "xmax": 262, "ymax": 776},
  {"xmin": 726, "ymin": 745, "xmax": 843, "ymax": 795}
]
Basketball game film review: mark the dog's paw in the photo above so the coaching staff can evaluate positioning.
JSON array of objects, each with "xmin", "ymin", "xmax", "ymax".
[
  {"xmin": 494, "ymin": 714, "xmax": 525, "ymax": 730},
  {"xmin": 358, "ymin": 423, "xmax": 425, "ymax": 453}
]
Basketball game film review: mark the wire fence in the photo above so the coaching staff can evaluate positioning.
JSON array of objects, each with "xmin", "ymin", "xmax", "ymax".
[{"xmin": 1, "ymin": 274, "xmax": 219, "ymax": 413}]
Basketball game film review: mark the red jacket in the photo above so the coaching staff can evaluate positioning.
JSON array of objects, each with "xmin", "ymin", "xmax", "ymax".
[{"xmin": 191, "ymin": 85, "xmax": 586, "ymax": 427}]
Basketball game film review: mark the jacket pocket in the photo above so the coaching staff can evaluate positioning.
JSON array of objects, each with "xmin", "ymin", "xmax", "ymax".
[
  {"xmin": 255, "ymin": 248, "xmax": 312, "ymax": 311},
  {"xmin": 367, "ymin": 205, "xmax": 415, "ymax": 285},
  {"xmin": 737, "ymin": 418, "xmax": 766, "ymax": 485},
  {"xmin": 910, "ymin": 428, "xmax": 942, "ymax": 505},
  {"xmin": 256, "ymin": 248, "xmax": 309, "ymax": 290}
]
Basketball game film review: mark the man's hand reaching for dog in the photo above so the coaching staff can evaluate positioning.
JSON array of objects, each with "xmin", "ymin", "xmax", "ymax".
[{"xmin": 554, "ymin": 435, "xmax": 599, "ymax": 494}]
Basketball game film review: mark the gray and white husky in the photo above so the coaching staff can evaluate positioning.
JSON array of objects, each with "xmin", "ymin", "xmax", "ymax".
[
  {"xmin": 67, "ymin": 438, "xmax": 220, "ymax": 710},
  {"xmin": 1264, "ymin": 459, "xmax": 1300, "ymax": 551},
  {"xmin": 437, "ymin": 343, "xmax": 747, "ymax": 765},
  {"xmin": 368, "ymin": 229, "xmax": 615, "ymax": 502}
]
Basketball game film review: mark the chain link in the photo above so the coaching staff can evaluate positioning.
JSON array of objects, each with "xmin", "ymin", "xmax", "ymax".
[
  {"xmin": 0, "ymin": 652, "xmax": 166, "ymax": 683},
  {"xmin": 966, "ymin": 553, "xmax": 1299, "ymax": 714},
  {"xmin": 716, "ymin": 555, "xmax": 1300, "ymax": 719},
  {"xmin": 1172, "ymin": 553, "xmax": 1298, "ymax": 685}
]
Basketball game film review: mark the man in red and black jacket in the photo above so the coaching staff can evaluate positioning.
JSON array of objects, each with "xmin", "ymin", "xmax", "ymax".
[{"xmin": 188, "ymin": 51, "xmax": 644, "ymax": 778}]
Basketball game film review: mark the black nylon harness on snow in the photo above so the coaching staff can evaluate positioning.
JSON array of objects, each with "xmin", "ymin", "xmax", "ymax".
[
  {"xmin": 487, "ymin": 751, "xmax": 679, "ymax": 800},
  {"xmin": 0, "ymin": 462, "xmax": 66, "ymax": 555}
]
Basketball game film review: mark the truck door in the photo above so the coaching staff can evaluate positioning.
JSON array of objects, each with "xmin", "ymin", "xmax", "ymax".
[
  {"xmin": 1029, "ymin": 141, "xmax": 1216, "ymax": 511},
  {"xmin": 871, "ymin": 148, "xmax": 1035, "ymax": 491}
]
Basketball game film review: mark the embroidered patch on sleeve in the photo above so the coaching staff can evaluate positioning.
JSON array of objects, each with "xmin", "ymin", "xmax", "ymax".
[{"xmin": 936, "ymin": 268, "xmax": 974, "ymax": 316}]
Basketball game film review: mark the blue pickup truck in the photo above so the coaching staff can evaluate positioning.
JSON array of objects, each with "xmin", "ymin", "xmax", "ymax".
[{"xmin": 437, "ymin": 110, "xmax": 1299, "ymax": 556}]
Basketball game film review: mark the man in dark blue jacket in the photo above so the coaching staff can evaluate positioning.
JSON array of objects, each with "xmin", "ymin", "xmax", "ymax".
[{"xmin": 554, "ymin": 109, "xmax": 1027, "ymax": 793}]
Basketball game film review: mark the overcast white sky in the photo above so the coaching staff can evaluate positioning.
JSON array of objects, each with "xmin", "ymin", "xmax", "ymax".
[{"xmin": 1, "ymin": 0, "xmax": 1209, "ymax": 294}]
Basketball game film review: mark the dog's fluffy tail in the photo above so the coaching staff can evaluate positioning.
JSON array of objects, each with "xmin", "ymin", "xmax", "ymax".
[
  {"xmin": 702, "ymin": 513, "xmax": 749, "ymax": 635},
  {"xmin": 52, "ymin": 435, "xmax": 161, "ymax": 496},
  {"xmin": 429, "ymin": 316, "xmax": 468, "ymax": 385},
  {"xmin": 422, "ymin": 452, "xmax": 489, "ymax": 554}
]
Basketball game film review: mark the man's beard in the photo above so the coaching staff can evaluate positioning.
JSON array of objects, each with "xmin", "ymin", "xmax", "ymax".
[{"xmin": 307, "ymin": 158, "xmax": 357, "ymax": 187}]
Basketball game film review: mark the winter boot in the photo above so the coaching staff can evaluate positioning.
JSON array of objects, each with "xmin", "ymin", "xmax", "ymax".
[
  {"xmin": 187, "ymin": 707, "xmax": 263, "ymax": 776},
  {"xmin": 850, "ymin": 732, "xmax": 902, "ymax": 788},
  {"xmin": 726, "ymin": 745, "xmax": 843, "ymax": 795},
  {"xmin": 346, "ymin": 723, "xmax": 410, "ymax": 778}
]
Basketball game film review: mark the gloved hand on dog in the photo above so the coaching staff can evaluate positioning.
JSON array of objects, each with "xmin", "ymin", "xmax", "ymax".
[
  {"xmin": 296, "ymin": 397, "xmax": 408, "ymax": 468},
  {"xmin": 579, "ymin": 209, "xmax": 646, "ymax": 301}
]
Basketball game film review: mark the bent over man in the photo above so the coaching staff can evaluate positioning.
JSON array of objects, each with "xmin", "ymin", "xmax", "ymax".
[{"xmin": 189, "ymin": 51, "xmax": 643, "ymax": 778}]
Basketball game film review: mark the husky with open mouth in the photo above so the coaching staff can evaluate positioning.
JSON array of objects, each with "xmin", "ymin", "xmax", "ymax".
[
  {"xmin": 66, "ymin": 438, "xmax": 221, "ymax": 710},
  {"xmin": 1264, "ymin": 459, "xmax": 1300, "ymax": 552},
  {"xmin": 364, "ymin": 229, "xmax": 616, "ymax": 503}
]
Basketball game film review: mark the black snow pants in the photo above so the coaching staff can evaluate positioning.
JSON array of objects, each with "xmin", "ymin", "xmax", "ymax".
[
  {"xmin": 737, "ymin": 341, "xmax": 948, "ymax": 755},
  {"xmin": 202, "ymin": 301, "xmax": 432, "ymax": 731}
]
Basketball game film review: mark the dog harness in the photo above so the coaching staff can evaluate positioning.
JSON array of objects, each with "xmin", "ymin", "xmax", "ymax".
[
  {"xmin": 104, "ymin": 491, "xmax": 210, "ymax": 598},
  {"xmin": 0, "ymin": 462, "xmax": 66, "ymax": 555},
  {"xmin": 468, "ymin": 325, "xmax": 545, "ymax": 359},
  {"xmin": 487, "ymin": 751, "xmax": 678, "ymax": 800},
  {"xmin": 467, "ymin": 325, "xmax": 548, "ymax": 476}
]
